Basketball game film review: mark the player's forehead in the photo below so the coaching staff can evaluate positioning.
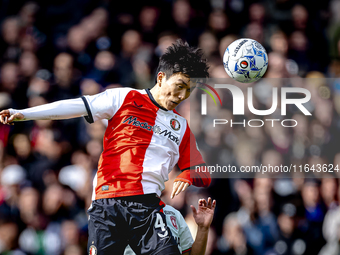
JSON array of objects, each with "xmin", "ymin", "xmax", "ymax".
[{"xmin": 168, "ymin": 72, "xmax": 194, "ymax": 88}]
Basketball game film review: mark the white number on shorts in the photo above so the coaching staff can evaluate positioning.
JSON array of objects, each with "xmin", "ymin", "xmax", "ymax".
[{"xmin": 155, "ymin": 213, "xmax": 168, "ymax": 238}]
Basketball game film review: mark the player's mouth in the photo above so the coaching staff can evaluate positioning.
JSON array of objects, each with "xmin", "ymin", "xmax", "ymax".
[
  {"xmin": 169, "ymin": 101, "xmax": 180, "ymax": 108},
  {"xmin": 167, "ymin": 100, "xmax": 180, "ymax": 109}
]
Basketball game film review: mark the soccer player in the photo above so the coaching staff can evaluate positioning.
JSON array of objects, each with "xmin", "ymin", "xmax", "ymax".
[
  {"xmin": 0, "ymin": 40, "xmax": 211, "ymax": 255},
  {"xmin": 124, "ymin": 197, "xmax": 216, "ymax": 255}
]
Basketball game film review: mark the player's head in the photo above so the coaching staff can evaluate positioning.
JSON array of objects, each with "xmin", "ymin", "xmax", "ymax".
[
  {"xmin": 153, "ymin": 39, "xmax": 209, "ymax": 110},
  {"xmin": 155, "ymin": 39, "xmax": 209, "ymax": 81}
]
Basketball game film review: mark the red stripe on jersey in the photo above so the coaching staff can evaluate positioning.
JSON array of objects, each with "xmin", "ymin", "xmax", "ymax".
[
  {"xmin": 182, "ymin": 248, "xmax": 192, "ymax": 254},
  {"xmin": 159, "ymin": 199, "xmax": 165, "ymax": 213},
  {"xmin": 177, "ymin": 123, "xmax": 205, "ymax": 170},
  {"xmin": 174, "ymin": 168, "xmax": 211, "ymax": 187},
  {"xmin": 95, "ymin": 91, "xmax": 159, "ymax": 199},
  {"xmin": 176, "ymin": 122, "xmax": 210, "ymax": 187}
]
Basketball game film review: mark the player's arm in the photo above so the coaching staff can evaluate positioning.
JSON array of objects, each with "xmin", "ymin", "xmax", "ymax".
[
  {"xmin": 171, "ymin": 123, "xmax": 211, "ymax": 199},
  {"xmin": 184, "ymin": 197, "xmax": 216, "ymax": 255},
  {"xmin": 171, "ymin": 165, "xmax": 211, "ymax": 199},
  {"xmin": 0, "ymin": 98, "xmax": 88, "ymax": 125},
  {"xmin": 0, "ymin": 88, "xmax": 123, "ymax": 125}
]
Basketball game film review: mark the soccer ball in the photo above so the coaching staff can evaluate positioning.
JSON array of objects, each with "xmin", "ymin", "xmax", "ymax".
[{"xmin": 223, "ymin": 38, "xmax": 268, "ymax": 83}]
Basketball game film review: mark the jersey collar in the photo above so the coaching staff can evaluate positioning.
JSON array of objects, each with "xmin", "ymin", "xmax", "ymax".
[{"xmin": 145, "ymin": 89, "xmax": 168, "ymax": 111}]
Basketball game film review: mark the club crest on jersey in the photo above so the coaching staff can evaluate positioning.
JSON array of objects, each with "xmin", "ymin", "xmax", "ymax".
[
  {"xmin": 170, "ymin": 119, "xmax": 180, "ymax": 131},
  {"xmin": 89, "ymin": 245, "xmax": 97, "ymax": 255},
  {"xmin": 170, "ymin": 216, "xmax": 178, "ymax": 229}
]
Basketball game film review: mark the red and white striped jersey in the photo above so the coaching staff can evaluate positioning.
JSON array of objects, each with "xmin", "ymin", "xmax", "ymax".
[{"xmin": 82, "ymin": 88, "xmax": 205, "ymax": 200}]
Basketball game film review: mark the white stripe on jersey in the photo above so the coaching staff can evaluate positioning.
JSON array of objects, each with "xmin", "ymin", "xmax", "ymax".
[
  {"xmin": 141, "ymin": 109, "xmax": 188, "ymax": 196},
  {"xmin": 83, "ymin": 88, "xmax": 143, "ymax": 122},
  {"xmin": 91, "ymin": 172, "xmax": 98, "ymax": 201}
]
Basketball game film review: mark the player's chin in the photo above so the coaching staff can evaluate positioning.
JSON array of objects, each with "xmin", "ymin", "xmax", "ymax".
[{"xmin": 167, "ymin": 101, "xmax": 179, "ymax": 110}]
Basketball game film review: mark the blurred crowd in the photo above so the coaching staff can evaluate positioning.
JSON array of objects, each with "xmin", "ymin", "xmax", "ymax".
[{"xmin": 1, "ymin": 0, "xmax": 340, "ymax": 254}]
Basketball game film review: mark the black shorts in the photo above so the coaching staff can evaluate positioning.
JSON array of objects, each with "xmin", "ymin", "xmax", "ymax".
[{"xmin": 87, "ymin": 194, "xmax": 181, "ymax": 255}]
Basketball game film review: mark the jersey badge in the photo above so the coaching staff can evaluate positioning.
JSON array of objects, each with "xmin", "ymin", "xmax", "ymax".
[
  {"xmin": 89, "ymin": 245, "xmax": 97, "ymax": 255},
  {"xmin": 170, "ymin": 119, "xmax": 181, "ymax": 131},
  {"xmin": 170, "ymin": 216, "xmax": 178, "ymax": 229},
  {"xmin": 102, "ymin": 185, "xmax": 109, "ymax": 191}
]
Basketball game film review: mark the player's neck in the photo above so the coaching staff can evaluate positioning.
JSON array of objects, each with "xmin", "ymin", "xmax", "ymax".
[{"xmin": 149, "ymin": 86, "xmax": 168, "ymax": 111}]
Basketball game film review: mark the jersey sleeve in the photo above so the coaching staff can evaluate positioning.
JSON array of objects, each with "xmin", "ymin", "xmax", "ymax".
[
  {"xmin": 81, "ymin": 88, "xmax": 133, "ymax": 123},
  {"xmin": 176, "ymin": 123, "xmax": 211, "ymax": 187},
  {"xmin": 9, "ymin": 98, "xmax": 87, "ymax": 121},
  {"xmin": 176, "ymin": 209, "xmax": 194, "ymax": 253},
  {"xmin": 177, "ymin": 123, "xmax": 205, "ymax": 170}
]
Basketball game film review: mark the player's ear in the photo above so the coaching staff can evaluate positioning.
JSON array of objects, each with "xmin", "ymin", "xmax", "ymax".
[{"xmin": 157, "ymin": 72, "xmax": 165, "ymax": 86}]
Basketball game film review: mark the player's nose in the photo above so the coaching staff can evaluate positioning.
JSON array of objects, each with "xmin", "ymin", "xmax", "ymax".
[{"xmin": 178, "ymin": 90, "xmax": 186, "ymax": 100}]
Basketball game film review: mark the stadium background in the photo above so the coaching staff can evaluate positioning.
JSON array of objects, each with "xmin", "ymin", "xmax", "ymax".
[{"xmin": 0, "ymin": 0, "xmax": 340, "ymax": 254}]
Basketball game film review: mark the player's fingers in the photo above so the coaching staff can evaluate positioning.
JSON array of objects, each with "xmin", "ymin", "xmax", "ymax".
[
  {"xmin": 175, "ymin": 182, "xmax": 185, "ymax": 195},
  {"xmin": 7, "ymin": 117, "xmax": 14, "ymax": 125},
  {"xmin": 9, "ymin": 113, "xmax": 23, "ymax": 122},
  {"xmin": 172, "ymin": 181, "xmax": 179, "ymax": 190},
  {"xmin": 6, "ymin": 114, "xmax": 17, "ymax": 125},
  {"xmin": 8, "ymin": 114, "xmax": 17, "ymax": 122},
  {"xmin": 190, "ymin": 205, "xmax": 197, "ymax": 216},
  {"xmin": 201, "ymin": 199, "xmax": 207, "ymax": 207},
  {"xmin": 0, "ymin": 110, "xmax": 9, "ymax": 116},
  {"xmin": 0, "ymin": 111, "xmax": 11, "ymax": 124},
  {"xmin": 207, "ymin": 197, "xmax": 212, "ymax": 208},
  {"xmin": 181, "ymin": 182, "xmax": 189, "ymax": 192},
  {"xmin": 173, "ymin": 182, "xmax": 185, "ymax": 197},
  {"xmin": 171, "ymin": 185, "xmax": 177, "ymax": 199},
  {"xmin": 171, "ymin": 182, "xmax": 180, "ymax": 199},
  {"xmin": 212, "ymin": 200, "xmax": 217, "ymax": 209},
  {"xmin": 0, "ymin": 113, "xmax": 7, "ymax": 123}
]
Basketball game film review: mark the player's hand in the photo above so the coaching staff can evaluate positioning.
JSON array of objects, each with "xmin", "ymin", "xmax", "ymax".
[
  {"xmin": 171, "ymin": 181, "xmax": 189, "ymax": 199},
  {"xmin": 191, "ymin": 197, "xmax": 216, "ymax": 229},
  {"xmin": 0, "ymin": 110, "xmax": 24, "ymax": 125}
]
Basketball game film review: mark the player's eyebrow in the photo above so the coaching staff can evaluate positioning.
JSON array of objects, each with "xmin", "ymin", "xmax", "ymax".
[{"xmin": 178, "ymin": 79, "xmax": 189, "ymax": 87}]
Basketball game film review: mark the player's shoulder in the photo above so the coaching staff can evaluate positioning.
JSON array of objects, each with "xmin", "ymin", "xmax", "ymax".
[
  {"xmin": 104, "ymin": 87, "xmax": 146, "ymax": 96},
  {"xmin": 171, "ymin": 109, "xmax": 188, "ymax": 127},
  {"xmin": 172, "ymin": 109, "xmax": 184, "ymax": 119},
  {"xmin": 163, "ymin": 205, "xmax": 189, "ymax": 234},
  {"xmin": 163, "ymin": 204, "xmax": 176, "ymax": 214},
  {"xmin": 163, "ymin": 205, "xmax": 184, "ymax": 219},
  {"xmin": 99, "ymin": 88, "xmax": 147, "ymax": 104}
]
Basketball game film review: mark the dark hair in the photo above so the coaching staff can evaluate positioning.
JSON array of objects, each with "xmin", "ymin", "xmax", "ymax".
[{"xmin": 155, "ymin": 39, "xmax": 209, "ymax": 82}]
